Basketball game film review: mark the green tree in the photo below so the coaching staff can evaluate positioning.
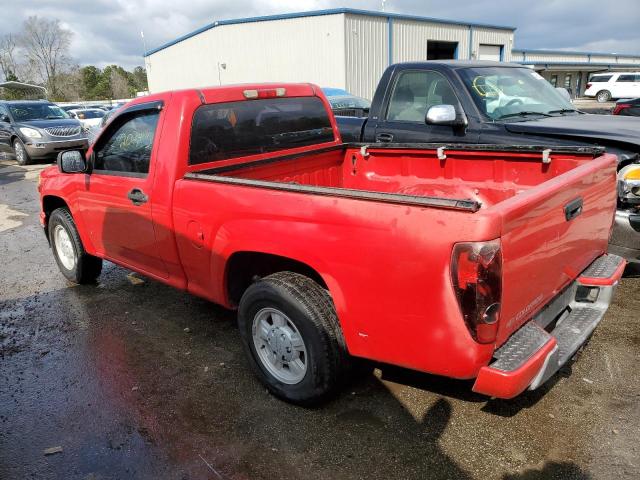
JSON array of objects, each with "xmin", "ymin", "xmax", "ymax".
[
  {"xmin": 80, "ymin": 65, "xmax": 101, "ymax": 99},
  {"xmin": 132, "ymin": 66, "xmax": 148, "ymax": 92}
]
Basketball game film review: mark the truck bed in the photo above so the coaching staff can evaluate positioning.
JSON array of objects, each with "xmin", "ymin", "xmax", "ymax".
[
  {"xmin": 184, "ymin": 143, "xmax": 616, "ymax": 349},
  {"xmin": 189, "ymin": 143, "xmax": 605, "ymax": 210}
]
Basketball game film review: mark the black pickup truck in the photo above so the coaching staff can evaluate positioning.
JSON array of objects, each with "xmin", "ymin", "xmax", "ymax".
[{"xmin": 337, "ymin": 61, "xmax": 640, "ymax": 263}]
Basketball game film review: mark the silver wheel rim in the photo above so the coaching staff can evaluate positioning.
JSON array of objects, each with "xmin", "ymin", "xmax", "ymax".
[
  {"xmin": 15, "ymin": 142, "xmax": 24, "ymax": 163},
  {"xmin": 53, "ymin": 224, "xmax": 76, "ymax": 270},
  {"xmin": 252, "ymin": 307, "xmax": 308, "ymax": 384}
]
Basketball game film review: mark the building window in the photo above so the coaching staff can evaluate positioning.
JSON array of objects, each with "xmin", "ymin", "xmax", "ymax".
[
  {"xmin": 550, "ymin": 75, "xmax": 558, "ymax": 87},
  {"xmin": 427, "ymin": 41, "xmax": 458, "ymax": 60},
  {"xmin": 564, "ymin": 74, "xmax": 573, "ymax": 88}
]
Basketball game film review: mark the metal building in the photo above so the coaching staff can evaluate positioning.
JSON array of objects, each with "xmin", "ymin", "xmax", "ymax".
[
  {"xmin": 144, "ymin": 8, "xmax": 515, "ymax": 99},
  {"xmin": 511, "ymin": 49, "xmax": 640, "ymax": 97},
  {"xmin": 144, "ymin": 8, "xmax": 640, "ymax": 100}
]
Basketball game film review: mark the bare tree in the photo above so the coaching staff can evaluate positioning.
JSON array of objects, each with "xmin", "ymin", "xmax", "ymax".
[
  {"xmin": 57, "ymin": 66, "xmax": 83, "ymax": 101},
  {"xmin": 19, "ymin": 16, "xmax": 73, "ymax": 97},
  {"xmin": 0, "ymin": 34, "xmax": 20, "ymax": 81}
]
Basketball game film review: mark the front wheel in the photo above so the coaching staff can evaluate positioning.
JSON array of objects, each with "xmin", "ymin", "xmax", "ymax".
[
  {"xmin": 238, "ymin": 272, "xmax": 350, "ymax": 405},
  {"xmin": 13, "ymin": 138, "xmax": 31, "ymax": 166},
  {"xmin": 49, "ymin": 208, "xmax": 102, "ymax": 284},
  {"xmin": 596, "ymin": 90, "xmax": 611, "ymax": 103}
]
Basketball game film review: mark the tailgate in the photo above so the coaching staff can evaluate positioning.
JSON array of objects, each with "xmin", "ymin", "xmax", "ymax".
[{"xmin": 495, "ymin": 153, "xmax": 617, "ymax": 346}]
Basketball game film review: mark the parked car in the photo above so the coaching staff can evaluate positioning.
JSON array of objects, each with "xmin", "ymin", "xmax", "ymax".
[
  {"xmin": 321, "ymin": 87, "xmax": 371, "ymax": 117},
  {"xmin": 59, "ymin": 104, "xmax": 82, "ymax": 112},
  {"xmin": 39, "ymin": 83, "xmax": 624, "ymax": 405},
  {"xmin": 67, "ymin": 108, "xmax": 106, "ymax": 129},
  {"xmin": 0, "ymin": 100, "xmax": 88, "ymax": 165},
  {"xmin": 584, "ymin": 72, "xmax": 640, "ymax": 103},
  {"xmin": 336, "ymin": 61, "xmax": 640, "ymax": 263},
  {"xmin": 613, "ymin": 98, "xmax": 640, "ymax": 116}
]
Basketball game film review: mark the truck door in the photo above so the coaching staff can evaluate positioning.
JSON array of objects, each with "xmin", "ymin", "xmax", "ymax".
[
  {"xmin": 374, "ymin": 70, "xmax": 475, "ymax": 144},
  {"xmin": 76, "ymin": 101, "xmax": 169, "ymax": 279}
]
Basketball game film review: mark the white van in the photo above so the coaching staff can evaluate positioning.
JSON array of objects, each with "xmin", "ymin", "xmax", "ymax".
[{"xmin": 584, "ymin": 72, "xmax": 640, "ymax": 102}]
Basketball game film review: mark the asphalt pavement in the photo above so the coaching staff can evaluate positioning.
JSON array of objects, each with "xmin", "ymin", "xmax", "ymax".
[{"xmin": 1, "ymin": 158, "xmax": 639, "ymax": 480}]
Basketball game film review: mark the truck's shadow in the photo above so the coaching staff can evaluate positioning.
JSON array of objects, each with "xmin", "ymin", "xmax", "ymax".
[{"xmin": 1, "ymin": 271, "xmax": 591, "ymax": 480}]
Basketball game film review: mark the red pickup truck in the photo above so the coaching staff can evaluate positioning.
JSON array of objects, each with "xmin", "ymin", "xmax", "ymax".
[{"xmin": 38, "ymin": 83, "xmax": 625, "ymax": 405}]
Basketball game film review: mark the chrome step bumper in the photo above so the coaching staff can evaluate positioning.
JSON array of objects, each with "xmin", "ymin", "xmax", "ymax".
[{"xmin": 473, "ymin": 254, "xmax": 625, "ymax": 399}]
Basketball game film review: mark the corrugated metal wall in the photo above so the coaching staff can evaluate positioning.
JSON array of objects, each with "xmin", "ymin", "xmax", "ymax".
[
  {"xmin": 392, "ymin": 19, "xmax": 470, "ymax": 62},
  {"xmin": 344, "ymin": 14, "xmax": 388, "ymax": 100},
  {"xmin": 344, "ymin": 16, "xmax": 513, "ymax": 98},
  {"xmin": 147, "ymin": 14, "xmax": 346, "ymax": 93},
  {"xmin": 521, "ymin": 52, "xmax": 587, "ymax": 62}
]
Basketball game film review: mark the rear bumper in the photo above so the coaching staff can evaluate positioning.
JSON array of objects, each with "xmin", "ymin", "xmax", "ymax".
[
  {"xmin": 472, "ymin": 253, "xmax": 625, "ymax": 399},
  {"xmin": 609, "ymin": 210, "xmax": 640, "ymax": 263}
]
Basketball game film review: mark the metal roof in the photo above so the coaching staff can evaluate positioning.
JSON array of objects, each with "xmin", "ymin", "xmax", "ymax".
[
  {"xmin": 0, "ymin": 81, "xmax": 47, "ymax": 99},
  {"xmin": 145, "ymin": 8, "xmax": 516, "ymax": 57},
  {"xmin": 513, "ymin": 48, "xmax": 640, "ymax": 59}
]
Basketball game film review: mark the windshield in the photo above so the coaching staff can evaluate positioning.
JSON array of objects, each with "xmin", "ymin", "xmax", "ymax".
[
  {"xmin": 458, "ymin": 67, "xmax": 575, "ymax": 120},
  {"xmin": 327, "ymin": 95, "xmax": 371, "ymax": 110},
  {"xmin": 76, "ymin": 110, "xmax": 105, "ymax": 119},
  {"xmin": 8, "ymin": 103, "xmax": 69, "ymax": 121}
]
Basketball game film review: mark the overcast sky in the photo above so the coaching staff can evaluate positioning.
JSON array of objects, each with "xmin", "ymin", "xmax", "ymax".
[{"xmin": 2, "ymin": 0, "xmax": 639, "ymax": 70}]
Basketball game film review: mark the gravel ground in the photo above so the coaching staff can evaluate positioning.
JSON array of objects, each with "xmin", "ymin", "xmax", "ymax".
[{"xmin": 1, "ymin": 158, "xmax": 639, "ymax": 480}]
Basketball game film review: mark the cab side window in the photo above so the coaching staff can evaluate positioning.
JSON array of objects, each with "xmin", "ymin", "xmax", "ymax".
[
  {"xmin": 94, "ymin": 110, "xmax": 160, "ymax": 175},
  {"xmin": 386, "ymin": 71, "xmax": 459, "ymax": 122}
]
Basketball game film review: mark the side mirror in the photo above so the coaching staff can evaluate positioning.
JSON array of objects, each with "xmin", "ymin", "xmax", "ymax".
[
  {"xmin": 57, "ymin": 150, "xmax": 87, "ymax": 174},
  {"xmin": 426, "ymin": 104, "xmax": 467, "ymax": 127},
  {"xmin": 555, "ymin": 87, "xmax": 572, "ymax": 103},
  {"xmin": 0, "ymin": 114, "xmax": 9, "ymax": 123}
]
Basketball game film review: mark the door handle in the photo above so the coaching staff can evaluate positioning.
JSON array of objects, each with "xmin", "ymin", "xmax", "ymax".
[
  {"xmin": 127, "ymin": 188, "xmax": 148, "ymax": 206},
  {"xmin": 564, "ymin": 197, "xmax": 583, "ymax": 221},
  {"xmin": 376, "ymin": 132, "xmax": 394, "ymax": 143}
]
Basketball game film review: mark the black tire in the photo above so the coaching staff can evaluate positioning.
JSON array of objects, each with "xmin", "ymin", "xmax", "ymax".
[
  {"xmin": 238, "ymin": 271, "xmax": 350, "ymax": 405},
  {"xmin": 596, "ymin": 90, "xmax": 611, "ymax": 103},
  {"xmin": 48, "ymin": 208, "xmax": 102, "ymax": 284},
  {"xmin": 13, "ymin": 138, "xmax": 31, "ymax": 166}
]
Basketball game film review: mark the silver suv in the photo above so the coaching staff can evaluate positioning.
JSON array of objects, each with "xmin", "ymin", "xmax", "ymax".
[{"xmin": 0, "ymin": 100, "xmax": 89, "ymax": 165}]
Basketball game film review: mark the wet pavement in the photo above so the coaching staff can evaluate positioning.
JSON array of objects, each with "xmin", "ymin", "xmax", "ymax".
[{"xmin": 1, "ymin": 158, "xmax": 639, "ymax": 480}]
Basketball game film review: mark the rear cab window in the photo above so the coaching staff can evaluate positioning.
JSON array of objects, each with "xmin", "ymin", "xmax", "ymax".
[{"xmin": 189, "ymin": 96, "xmax": 335, "ymax": 165}]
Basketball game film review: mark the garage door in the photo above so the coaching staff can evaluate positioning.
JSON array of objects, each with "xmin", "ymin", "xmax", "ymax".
[{"xmin": 478, "ymin": 44, "xmax": 502, "ymax": 61}]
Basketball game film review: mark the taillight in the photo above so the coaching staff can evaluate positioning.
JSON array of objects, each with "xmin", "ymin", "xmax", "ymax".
[
  {"xmin": 586, "ymin": 83, "xmax": 592, "ymax": 90},
  {"xmin": 612, "ymin": 104, "xmax": 631, "ymax": 115},
  {"xmin": 451, "ymin": 239, "xmax": 502, "ymax": 344}
]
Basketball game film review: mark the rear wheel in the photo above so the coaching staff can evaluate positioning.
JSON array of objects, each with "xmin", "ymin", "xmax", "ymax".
[
  {"xmin": 13, "ymin": 138, "xmax": 31, "ymax": 166},
  {"xmin": 596, "ymin": 90, "xmax": 611, "ymax": 103},
  {"xmin": 238, "ymin": 271, "xmax": 350, "ymax": 405},
  {"xmin": 49, "ymin": 208, "xmax": 102, "ymax": 284}
]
